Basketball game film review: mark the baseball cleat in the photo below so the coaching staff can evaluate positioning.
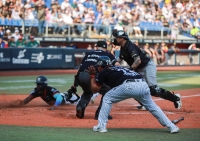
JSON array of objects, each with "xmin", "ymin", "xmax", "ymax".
[
  {"xmin": 76, "ymin": 106, "xmax": 84, "ymax": 118},
  {"xmin": 174, "ymin": 94, "xmax": 182, "ymax": 110},
  {"xmin": 170, "ymin": 126, "xmax": 180, "ymax": 134},
  {"xmin": 93, "ymin": 124, "xmax": 107, "ymax": 133},
  {"xmin": 137, "ymin": 105, "xmax": 146, "ymax": 110}
]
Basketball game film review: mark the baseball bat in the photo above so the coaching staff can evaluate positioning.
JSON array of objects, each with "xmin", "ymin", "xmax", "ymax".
[{"xmin": 171, "ymin": 117, "xmax": 184, "ymax": 124}]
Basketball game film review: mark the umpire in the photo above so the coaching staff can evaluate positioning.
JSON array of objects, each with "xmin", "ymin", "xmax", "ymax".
[
  {"xmin": 111, "ymin": 30, "xmax": 182, "ymax": 110},
  {"xmin": 73, "ymin": 41, "xmax": 120, "ymax": 119}
]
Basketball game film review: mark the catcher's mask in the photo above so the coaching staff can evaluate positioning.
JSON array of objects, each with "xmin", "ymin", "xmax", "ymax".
[
  {"xmin": 95, "ymin": 56, "xmax": 111, "ymax": 68},
  {"xmin": 35, "ymin": 76, "xmax": 48, "ymax": 92}
]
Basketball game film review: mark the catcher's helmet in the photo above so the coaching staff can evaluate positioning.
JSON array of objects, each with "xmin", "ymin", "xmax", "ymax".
[
  {"xmin": 35, "ymin": 76, "xmax": 48, "ymax": 85},
  {"xmin": 96, "ymin": 56, "xmax": 111, "ymax": 68},
  {"xmin": 112, "ymin": 30, "xmax": 129, "ymax": 40}
]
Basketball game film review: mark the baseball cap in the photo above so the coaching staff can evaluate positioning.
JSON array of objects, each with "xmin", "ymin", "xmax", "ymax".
[
  {"xmin": 96, "ymin": 41, "xmax": 107, "ymax": 49},
  {"xmin": 6, "ymin": 29, "xmax": 11, "ymax": 33}
]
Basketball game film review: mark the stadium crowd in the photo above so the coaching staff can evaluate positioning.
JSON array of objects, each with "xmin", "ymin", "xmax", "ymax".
[{"xmin": 0, "ymin": 0, "xmax": 199, "ymax": 39}]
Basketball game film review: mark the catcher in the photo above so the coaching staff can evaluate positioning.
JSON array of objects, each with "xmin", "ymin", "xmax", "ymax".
[{"xmin": 15, "ymin": 75, "xmax": 80, "ymax": 110}]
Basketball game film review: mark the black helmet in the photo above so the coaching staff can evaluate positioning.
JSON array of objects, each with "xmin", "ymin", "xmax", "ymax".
[
  {"xmin": 96, "ymin": 56, "xmax": 111, "ymax": 68},
  {"xmin": 35, "ymin": 76, "xmax": 48, "ymax": 85},
  {"xmin": 112, "ymin": 30, "xmax": 129, "ymax": 40}
]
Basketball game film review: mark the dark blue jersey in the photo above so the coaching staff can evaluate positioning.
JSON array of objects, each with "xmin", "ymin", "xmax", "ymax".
[
  {"xmin": 120, "ymin": 41, "xmax": 150, "ymax": 70},
  {"xmin": 95, "ymin": 66, "xmax": 143, "ymax": 88},
  {"xmin": 30, "ymin": 86, "xmax": 60, "ymax": 104},
  {"xmin": 78, "ymin": 50, "xmax": 118, "ymax": 72}
]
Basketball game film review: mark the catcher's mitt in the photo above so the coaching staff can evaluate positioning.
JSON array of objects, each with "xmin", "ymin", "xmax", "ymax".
[{"xmin": 87, "ymin": 65, "xmax": 96, "ymax": 75}]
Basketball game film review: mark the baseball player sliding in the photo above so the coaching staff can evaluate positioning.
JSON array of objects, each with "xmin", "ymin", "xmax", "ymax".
[
  {"xmin": 88, "ymin": 56, "xmax": 180, "ymax": 133},
  {"xmin": 12, "ymin": 76, "xmax": 80, "ymax": 110}
]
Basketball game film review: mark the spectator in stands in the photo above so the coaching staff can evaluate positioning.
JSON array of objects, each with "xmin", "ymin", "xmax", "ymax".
[
  {"xmin": 179, "ymin": 19, "xmax": 191, "ymax": 35},
  {"xmin": 99, "ymin": 13, "xmax": 111, "ymax": 35},
  {"xmin": 35, "ymin": 0, "xmax": 45, "ymax": 10},
  {"xmin": 11, "ymin": 5, "xmax": 21, "ymax": 19},
  {"xmin": 8, "ymin": 36, "xmax": 17, "ymax": 48},
  {"xmin": 83, "ymin": 8, "xmax": 95, "ymax": 36},
  {"xmin": 193, "ymin": 16, "xmax": 200, "ymax": 29},
  {"xmin": 3, "ymin": 29, "xmax": 12, "ymax": 41},
  {"xmin": 26, "ymin": 35, "xmax": 40, "ymax": 48},
  {"xmin": 61, "ymin": 0, "xmax": 70, "ymax": 10},
  {"xmin": 114, "ymin": 20, "xmax": 123, "ymax": 31},
  {"xmin": 12, "ymin": 29, "xmax": 20, "ymax": 42},
  {"xmin": 62, "ymin": 8, "xmax": 74, "ymax": 35},
  {"xmin": 0, "ymin": 1, "xmax": 3, "ymax": 13},
  {"xmin": 66, "ymin": 42, "xmax": 78, "ymax": 49},
  {"xmin": 16, "ymin": 36, "xmax": 26, "ymax": 48},
  {"xmin": 190, "ymin": 26, "xmax": 200, "ymax": 38},
  {"xmin": 170, "ymin": 23, "xmax": 179, "ymax": 40},
  {"xmin": 132, "ymin": 19, "xmax": 143, "ymax": 37},
  {"xmin": 0, "ymin": 37, "xmax": 6, "ymax": 48},
  {"xmin": 25, "ymin": 6, "xmax": 35, "ymax": 20},
  {"xmin": 54, "ymin": 13, "xmax": 66, "ymax": 34},
  {"xmin": 73, "ymin": 14, "xmax": 84, "ymax": 35},
  {"xmin": 37, "ymin": 4, "xmax": 45, "ymax": 36},
  {"xmin": 0, "ymin": 26, "xmax": 4, "ymax": 39},
  {"xmin": 188, "ymin": 43, "xmax": 199, "ymax": 65}
]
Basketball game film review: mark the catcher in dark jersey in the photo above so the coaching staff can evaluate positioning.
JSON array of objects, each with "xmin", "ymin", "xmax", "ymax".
[
  {"xmin": 71, "ymin": 41, "xmax": 120, "ymax": 119},
  {"xmin": 111, "ymin": 30, "xmax": 182, "ymax": 110},
  {"xmin": 89, "ymin": 56, "xmax": 179, "ymax": 134},
  {"xmin": 20, "ymin": 76, "xmax": 80, "ymax": 110}
]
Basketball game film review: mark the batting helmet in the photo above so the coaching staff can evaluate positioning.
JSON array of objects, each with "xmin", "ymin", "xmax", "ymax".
[
  {"xmin": 35, "ymin": 76, "xmax": 48, "ymax": 85},
  {"xmin": 112, "ymin": 30, "xmax": 129, "ymax": 40},
  {"xmin": 35, "ymin": 76, "xmax": 48, "ymax": 92},
  {"xmin": 96, "ymin": 56, "xmax": 111, "ymax": 68}
]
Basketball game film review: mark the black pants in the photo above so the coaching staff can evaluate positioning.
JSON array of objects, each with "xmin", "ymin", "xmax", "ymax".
[{"xmin": 77, "ymin": 71, "xmax": 110, "ymax": 117}]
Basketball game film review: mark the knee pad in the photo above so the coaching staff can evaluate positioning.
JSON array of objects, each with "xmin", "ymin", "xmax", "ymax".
[{"xmin": 149, "ymin": 86, "xmax": 161, "ymax": 97}]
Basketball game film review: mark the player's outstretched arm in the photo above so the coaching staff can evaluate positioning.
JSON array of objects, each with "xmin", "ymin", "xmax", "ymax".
[{"xmin": 47, "ymin": 93, "xmax": 63, "ymax": 110}]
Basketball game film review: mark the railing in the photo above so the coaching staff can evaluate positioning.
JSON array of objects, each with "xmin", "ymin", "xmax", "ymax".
[{"xmin": 0, "ymin": 19, "xmax": 197, "ymax": 40}]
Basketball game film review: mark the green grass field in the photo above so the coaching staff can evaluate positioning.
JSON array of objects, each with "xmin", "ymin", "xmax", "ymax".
[{"xmin": 0, "ymin": 71, "xmax": 200, "ymax": 141}]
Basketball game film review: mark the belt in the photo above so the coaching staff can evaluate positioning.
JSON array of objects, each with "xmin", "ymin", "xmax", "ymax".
[{"xmin": 124, "ymin": 78, "xmax": 145, "ymax": 83}]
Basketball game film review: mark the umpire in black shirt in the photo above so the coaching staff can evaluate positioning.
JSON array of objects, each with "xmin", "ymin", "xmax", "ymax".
[
  {"xmin": 111, "ymin": 30, "xmax": 182, "ymax": 110},
  {"xmin": 73, "ymin": 41, "xmax": 120, "ymax": 119}
]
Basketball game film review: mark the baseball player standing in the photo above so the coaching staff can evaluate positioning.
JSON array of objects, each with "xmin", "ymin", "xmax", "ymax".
[
  {"xmin": 71, "ymin": 41, "xmax": 120, "ymax": 119},
  {"xmin": 17, "ymin": 76, "xmax": 80, "ymax": 110},
  {"xmin": 111, "ymin": 30, "xmax": 182, "ymax": 110},
  {"xmin": 89, "ymin": 56, "xmax": 180, "ymax": 133}
]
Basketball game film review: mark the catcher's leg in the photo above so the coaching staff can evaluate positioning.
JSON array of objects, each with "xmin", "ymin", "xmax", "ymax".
[{"xmin": 150, "ymin": 85, "xmax": 182, "ymax": 109}]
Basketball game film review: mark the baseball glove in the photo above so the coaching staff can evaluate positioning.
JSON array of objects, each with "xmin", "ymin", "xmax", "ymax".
[{"xmin": 87, "ymin": 65, "xmax": 96, "ymax": 75}]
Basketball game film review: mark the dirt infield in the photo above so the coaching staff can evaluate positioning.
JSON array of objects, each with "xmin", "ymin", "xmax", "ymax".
[{"xmin": 0, "ymin": 66, "xmax": 200, "ymax": 129}]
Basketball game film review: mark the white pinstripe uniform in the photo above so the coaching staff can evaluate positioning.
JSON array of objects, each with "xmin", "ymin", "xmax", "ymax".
[{"xmin": 95, "ymin": 66, "xmax": 179, "ymax": 132}]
